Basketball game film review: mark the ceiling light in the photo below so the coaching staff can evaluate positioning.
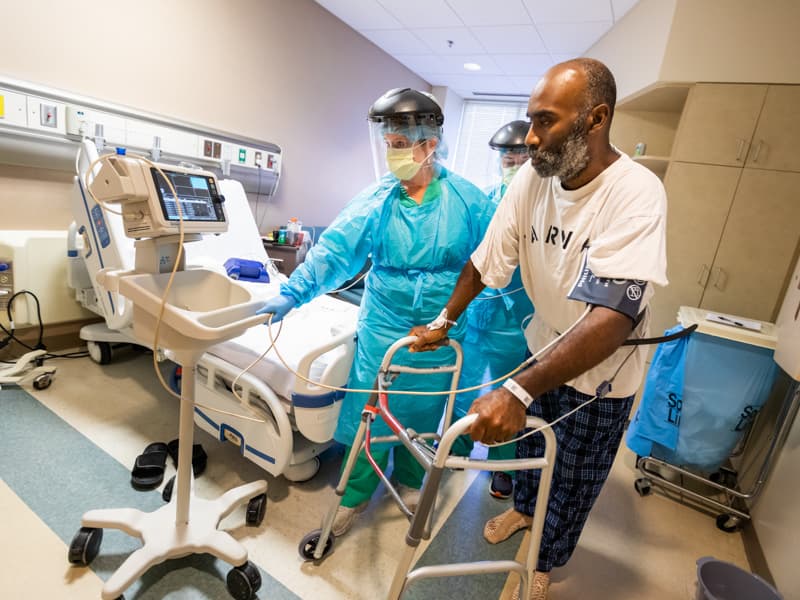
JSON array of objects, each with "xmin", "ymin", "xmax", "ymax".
[{"xmin": 463, "ymin": 62, "xmax": 481, "ymax": 71}]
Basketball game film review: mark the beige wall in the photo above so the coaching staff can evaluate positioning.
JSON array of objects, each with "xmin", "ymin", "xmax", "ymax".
[
  {"xmin": 0, "ymin": 0, "xmax": 429, "ymax": 230},
  {"xmin": 589, "ymin": 0, "xmax": 800, "ymax": 102},
  {"xmin": 660, "ymin": 0, "xmax": 800, "ymax": 85},
  {"xmin": 587, "ymin": 0, "xmax": 677, "ymax": 102}
]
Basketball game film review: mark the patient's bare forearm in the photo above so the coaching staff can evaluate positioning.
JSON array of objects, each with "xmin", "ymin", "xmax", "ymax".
[
  {"xmin": 514, "ymin": 306, "xmax": 632, "ymax": 399},
  {"xmin": 444, "ymin": 260, "xmax": 485, "ymax": 322}
]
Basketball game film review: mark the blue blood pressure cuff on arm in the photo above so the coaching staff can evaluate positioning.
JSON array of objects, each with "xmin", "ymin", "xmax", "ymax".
[{"xmin": 568, "ymin": 261, "xmax": 647, "ymax": 321}]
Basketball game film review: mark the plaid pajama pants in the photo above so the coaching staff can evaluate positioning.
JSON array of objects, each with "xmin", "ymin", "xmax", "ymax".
[{"xmin": 515, "ymin": 385, "xmax": 634, "ymax": 572}]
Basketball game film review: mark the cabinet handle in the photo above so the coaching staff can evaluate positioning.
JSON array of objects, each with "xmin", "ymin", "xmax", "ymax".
[
  {"xmin": 697, "ymin": 264, "xmax": 710, "ymax": 287},
  {"xmin": 751, "ymin": 139, "xmax": 764, "ymax": 163},
  {"xmin": 735, "ymin": 138, "xmax": 746, "ymax": 162},
  {"xmin": 712, "ymin": 267, "xmax": 728, "ymax": 291}
]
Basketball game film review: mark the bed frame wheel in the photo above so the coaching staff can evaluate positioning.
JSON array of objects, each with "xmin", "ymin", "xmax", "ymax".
[
  {"xmin": 87, "ymin": 341, "xmax": 112, "ymax": 365},
  {"xmin": 283, "ymin": 457, "xmax": 320, "ymax": 483}
]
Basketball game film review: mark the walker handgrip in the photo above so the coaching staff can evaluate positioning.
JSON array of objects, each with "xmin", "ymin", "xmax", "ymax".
[{"xmin": 435, "ymin": 415, "xmax": 556, "ymax": 471}]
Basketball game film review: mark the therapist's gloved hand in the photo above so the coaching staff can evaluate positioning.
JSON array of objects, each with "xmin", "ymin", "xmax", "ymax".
[{"xmin": 257, "ymin": 293, "xmax": 297, "ymax": 323}]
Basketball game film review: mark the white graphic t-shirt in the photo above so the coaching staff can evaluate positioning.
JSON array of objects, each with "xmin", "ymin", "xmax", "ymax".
[{"xmin": 471, "ymin": 151, "xmax": 668, "ymax": 398}]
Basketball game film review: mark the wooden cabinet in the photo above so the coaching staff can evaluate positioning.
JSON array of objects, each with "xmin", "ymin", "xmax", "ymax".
[
  {"xmin": 617, "ymin": 83, "xmax": 800, "ymax": 335},
  {"xmin": 649, "ymin": 162, "xmax": 741, "ymax": 335},
  {"xmin": 745, "ymin": 86, "xmax": 800, "ymax": 172},
  {"xmin": 671, "ymin": 84, "xmax": 767, "ymax": 167},
  {"xmin": 697, "ymin": 169, "xmax": 800, "ymax": 320}
]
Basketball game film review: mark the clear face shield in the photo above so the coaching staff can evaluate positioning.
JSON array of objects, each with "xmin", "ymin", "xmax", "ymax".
[
  {"xmin": 489, "ymin": 147, "xmax": 529, "ymax": 191},
  {"xmin": 369, "ymin": 117, "xmax": 441, "ymax": 183}
]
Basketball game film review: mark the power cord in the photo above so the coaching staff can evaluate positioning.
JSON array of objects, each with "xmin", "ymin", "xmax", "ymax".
[{"xmin": 1, "ymin": 290, "xmax": 46, "ymax": 352}]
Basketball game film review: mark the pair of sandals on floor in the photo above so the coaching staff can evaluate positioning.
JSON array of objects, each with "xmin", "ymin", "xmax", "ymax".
[{"xmin": 130, "ymin": 439, "xmax": 208, "ymax": 490}]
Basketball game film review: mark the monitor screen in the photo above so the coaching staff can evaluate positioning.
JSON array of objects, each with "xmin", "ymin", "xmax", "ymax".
[{"xmin": 151, "ymin": 168, "xmax": 224, "ymax": 222}]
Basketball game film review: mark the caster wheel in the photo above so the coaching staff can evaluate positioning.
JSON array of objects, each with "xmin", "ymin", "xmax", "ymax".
[
  {"xmin": 226, "ymin": 561, "xmax": 261, "ymax": 600},
  {"xmin": 283, "ymin": 457, "xmax": 321, "ymax": 483},
  {"xmin": 634, "ymin": 478, "xmax": 652, "ymax": 497},
  {"xmin": 246, "ymin": 493, "xmax": 267, "ymax": 527},
  {"xmin": 162, "ymin": 475, "xmax": 175, "ymax": 503},
  {"xmin": 298, "ymin": 529, "xmax": 335, "ymax": 562},
  {"xmin": 710, "ymin": 468, "xmax": 738, "ymax": 489},
  {"xmin": 716, "ymin": 513, "xmax": 742, "ymax": 533},
  {"xmin": 68, "ymin": 527, "xmax": 103, "ymax": 566},
  {"xmin": 33, "ymin": 373, "xmax": 53, "ymax": 390},
  {"xmin": 87, "ymin": 341, "xmax": 112, "ymax": 365}
]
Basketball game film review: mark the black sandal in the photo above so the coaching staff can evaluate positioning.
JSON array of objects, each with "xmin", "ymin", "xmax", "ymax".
[
  {"xmin": 130, "ymin": 442, "xmax": 169, "ymax": 490},
  {"xmin": 166, "ymin": 438, "xmax": 207, "ymax": 477}
]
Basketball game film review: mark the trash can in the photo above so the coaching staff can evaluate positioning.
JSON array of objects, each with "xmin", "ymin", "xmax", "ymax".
[{"xmin": 696, "ymin": 557, "xmax": 783, "ymax": 600}]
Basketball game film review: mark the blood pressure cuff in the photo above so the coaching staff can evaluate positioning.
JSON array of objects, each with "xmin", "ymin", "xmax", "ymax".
[{"xmin": 567, "ymin": 261, "xmax": 647, "ymax": 321}]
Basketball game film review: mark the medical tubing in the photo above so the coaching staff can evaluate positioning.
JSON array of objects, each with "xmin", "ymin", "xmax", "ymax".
[
  {"xmin": 471, "ymin": 285, "xmax": 525, "ymax": 300},
  {"xmin": 329, "ymin": 270, "xmax": 368, "ymax": 294}
]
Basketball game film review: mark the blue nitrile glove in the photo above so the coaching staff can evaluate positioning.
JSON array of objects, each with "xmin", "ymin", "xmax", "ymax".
[{"xmin": 256, "ymin": 293, "xmax": 296, "ymax": 323}]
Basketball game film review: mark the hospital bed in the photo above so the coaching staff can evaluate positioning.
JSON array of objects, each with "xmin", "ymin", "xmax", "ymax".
[{"xmin": 67, "ymin": 139, "xmax": 358, "ymax": 481}]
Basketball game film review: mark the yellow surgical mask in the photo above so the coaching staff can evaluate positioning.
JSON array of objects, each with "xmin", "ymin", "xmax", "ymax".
[
  {"xmin": 386, "ymin": 147, "xmax": 424, "ymax": 180},
  {"xmin": 502, "ymin": 164, "xmax": 521, "ymax": 187}
]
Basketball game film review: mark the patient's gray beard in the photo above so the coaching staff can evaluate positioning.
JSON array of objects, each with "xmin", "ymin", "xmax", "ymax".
[{"xmin": 531, "ymin": 124, "xmax": 591, "ymax": 181}]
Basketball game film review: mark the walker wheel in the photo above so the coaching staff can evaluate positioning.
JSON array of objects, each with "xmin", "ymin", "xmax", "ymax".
[
  {"xmin": 634, "ymin": 478, "xmax": 652, "ymax": 497},
  {"xmin": 716, "ymin": 513, "xmax": 743, "ymax": 533},
  {"xmin": 246, "ymin": 493, "xmax": 267, "ymax": 526},
  {"xmin": 33, "ymin": 373, "xmax": 53, "ymax": 390},
  {"xmin": 298, "ymin": 529, "xmax": 335, "ymax": 562},
  {"xmin": 226, "ymin": 561, "xmax": 261, "ymax": 600},
  {"xmin": 68, "ymin": 527, "xmax": 103, "ymax": 566},
  {"xmin": 162, "ymin": 475, "xmax": 175, "ymax": 503}
]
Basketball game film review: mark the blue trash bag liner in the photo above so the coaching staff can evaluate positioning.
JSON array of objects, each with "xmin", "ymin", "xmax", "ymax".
[
  {"xmin": 653, "ymin": 332, "xmax": 777, "ymax": 473},
  {"xmin": 626, "ymin": 325, "xmax": 690, "ymax": 459}
]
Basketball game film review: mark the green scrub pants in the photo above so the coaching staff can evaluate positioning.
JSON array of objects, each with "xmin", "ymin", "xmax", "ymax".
[{"xmin": 340, "ymin": 444, "xmax": 426, "ymax": 508}]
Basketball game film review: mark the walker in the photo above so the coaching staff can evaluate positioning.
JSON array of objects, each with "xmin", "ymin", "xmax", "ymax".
[{"xmin": 298, "ymin": 336, "xmax": 557, "ymax": 600}]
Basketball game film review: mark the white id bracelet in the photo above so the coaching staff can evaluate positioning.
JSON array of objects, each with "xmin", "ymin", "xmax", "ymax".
[
  {"xmin": 426, "ymin": 308, "xmax": 458, "ymax": 331},
  {"xmin": 502, "ymin": 378, "xmax": 534, "ymax": 408}
]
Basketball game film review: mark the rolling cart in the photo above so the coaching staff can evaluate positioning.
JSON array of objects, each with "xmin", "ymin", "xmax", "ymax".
[
  {"xmin": 298, "ymin": 336, "xmax": 557, "ymax": 600},
  {"xmin": 632, "ymin": 306, "xmax": 795, "ymax": 533}
]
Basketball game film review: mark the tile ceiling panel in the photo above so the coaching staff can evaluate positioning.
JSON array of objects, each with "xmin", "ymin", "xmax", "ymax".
[
  {"xmin": 492, "ymin": 53, "xmax": 555, "ymax": 77},
  {"xmin": 379, "ymin": 0, "xmax": 463, "ymax": 28},
  {"xmin": 315, "ymin": 0, "xmax": 402, "ymax": 30},
  {"xmin": 315, "ymin": 0, "xmax": 642, "ymax": 99},
  {"xmin": 470, "ymin": 25, "xmax": 547, "ymax": 54},
  {"xmin": 536, "ymin": 21, "xmax": 612, "ymax": 54},
  {"xmin": 410, "ymin": 27, "xmax": 486, "ymax": 54},
  {"xmin": 444, "ymin": 0, "xmax": 534, "ymax": 27},
  {"xmin": 522, "ymin": 0, "xmax": 613, "ymax": 23}
]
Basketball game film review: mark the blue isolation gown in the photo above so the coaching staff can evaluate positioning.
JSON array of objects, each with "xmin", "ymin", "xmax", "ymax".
[
  {"xmin": 455, "ymin": 182, "xmax": 534, "ymax": 419},
  {"xmin": 280, "ymin": 167, "xmax": 494, "ymax": 446}
]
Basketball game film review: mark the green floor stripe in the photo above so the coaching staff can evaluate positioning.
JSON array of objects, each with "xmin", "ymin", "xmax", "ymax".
[
  {"xmin": 403, "ymin": 472, "xmax": 523, "ymax": 599},
  {"xmin": 0, "ymin": 385, "xmax": 300, "ymax": 600}
]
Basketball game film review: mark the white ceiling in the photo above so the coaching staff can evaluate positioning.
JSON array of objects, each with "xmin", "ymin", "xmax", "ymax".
[{"xmin": 315, "ymin": 0, "xmax": 641, "ymax": 100}]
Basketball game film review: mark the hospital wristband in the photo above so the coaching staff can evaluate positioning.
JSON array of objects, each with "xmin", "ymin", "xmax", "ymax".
[
  {"xmin": 502, "ymin": 378, "xmax": 534, "ymax": 409},
  {"xmin": 426, "ymin": 308, "xmax": 457, "ymax": 331}
]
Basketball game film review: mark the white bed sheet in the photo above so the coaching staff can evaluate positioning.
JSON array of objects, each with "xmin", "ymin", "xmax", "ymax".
[{"xmin": 205, "ymin": 293, "xmax": 358, "ymax": 401}]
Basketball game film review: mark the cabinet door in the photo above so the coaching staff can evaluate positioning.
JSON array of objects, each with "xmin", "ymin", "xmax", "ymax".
[
  {"xmin": 672, "ymin": 84, "xmax": 767, "ymax": 167},
  {"xmin": 746, "ymin": 85, "xmax": 800, "ymax": 172},
  {"xmin": 700, "ymin": 169, "xmax": 800, "ymax": 321},
  {"xmin": 648, "ymin": 162, "xmax": 741, "ymax": 336}
]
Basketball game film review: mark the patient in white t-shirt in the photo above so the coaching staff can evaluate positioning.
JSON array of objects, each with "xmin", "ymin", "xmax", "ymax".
[{"xmin": 409, "ymin": 58, "xmax": 667, "ymax": 600}]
